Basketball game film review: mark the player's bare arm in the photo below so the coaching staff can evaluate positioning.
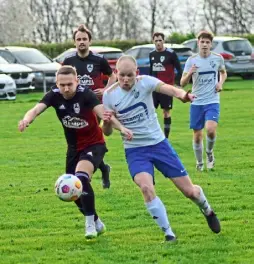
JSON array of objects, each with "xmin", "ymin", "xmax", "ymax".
[
  {"xmin": 156, "ymin": 83, "xmax": 195, "ymax": 103},
  {"xmin": 180, "ymin": 64, "xmax": 199, "ymax": 87},
  {"xmin": 94, "ymin": 72, "xmax": 117, "ymax": 96},
  {"xmin": 216, "ymin": 69, "xmax": 227, "ymax": 92},
  {"xmin": 18, "ymin": 103, "xmax": 47, "ymax": 132},
  {"xmin": 102, "ymin": 111, "xmax": 133, "ymax": 140}
]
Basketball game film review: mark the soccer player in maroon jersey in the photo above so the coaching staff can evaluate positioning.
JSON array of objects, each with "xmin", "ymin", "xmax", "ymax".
[
  {"xmin": 18, "ymin": 65, "xmax": 129, "ymax": 239},
  {"xmin": 63, "ymin": 24, "xmax": 117, "ymax": 189},
  {"xmin": 149, "ymin": 32, "xmax": 182, "ymax": 137}
]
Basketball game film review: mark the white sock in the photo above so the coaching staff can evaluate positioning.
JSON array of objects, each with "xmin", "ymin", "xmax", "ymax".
[
  {"xmin": 86, "ymin": 215, "xmax": 95, "ymax": 226},
  {"xmin": 146, "ymin": 196, "xmax": 175, "ymax": 237},
  {"xmin": 95, "ymin": 218, "xmax": 103, "ymax": 228},
  {"xmin": 192, "ymin": 186, "xmax": 212, "ymax": 216},
  {"xmin": 206, "ymin": 136, "xmax": 216, "ymax": 154},
  {"xmin": 193, "ymin": 141, "xmax": 203, "ymax": 164}
]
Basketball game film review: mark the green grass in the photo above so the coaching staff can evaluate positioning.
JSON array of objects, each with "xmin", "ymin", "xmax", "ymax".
[{"xmin": 0, "ymin": 79, "xmax": 254, "ymax": 264}]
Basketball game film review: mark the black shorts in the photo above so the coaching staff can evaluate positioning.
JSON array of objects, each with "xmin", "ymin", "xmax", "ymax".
[
  {"xmin": 66, "ymin": 143, "xmax": 108, "ymax": 174},
  {"xmin": 153, "ymin": 91, "xmax": 173, "ymax": 110}
]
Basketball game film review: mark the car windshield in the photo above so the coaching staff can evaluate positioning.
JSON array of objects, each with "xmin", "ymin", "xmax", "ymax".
[
  {"xmin": 0, "ymin": 56, "xmax": 8, "ymax": 64},
  {"xmin": 12, "ymin": 49, "xmax": 52, "ymax": 64},
  {"xmin": 101, "ymin": 52, "xmax": 123, "ymax": 60},
  {"xmin": 223, "ymin": 40, "xmax": 252, "ymax": 55}
]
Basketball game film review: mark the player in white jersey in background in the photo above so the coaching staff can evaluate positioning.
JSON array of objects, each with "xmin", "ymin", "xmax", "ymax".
[
  {"xmin": 181, "ymin": 31, "xmax": 227, "ymax": 171},
  {"xmin": 102, "ymin": 55, "xmax": 221, "ymax": 242}
]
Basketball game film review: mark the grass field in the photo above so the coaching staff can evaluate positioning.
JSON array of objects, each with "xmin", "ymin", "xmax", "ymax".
[{"xmin": 0, "ymin": 79, "xmax": 254, "ymax": 264}]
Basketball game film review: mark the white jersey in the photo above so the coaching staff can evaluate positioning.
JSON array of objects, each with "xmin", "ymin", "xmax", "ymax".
[
  {"xmin": 183, "ymin": 52, "xmax": 225, "ymax": 105},
  {"xmin": 103, "ymin": 75, "xmax": 165, "ymax": 148}
]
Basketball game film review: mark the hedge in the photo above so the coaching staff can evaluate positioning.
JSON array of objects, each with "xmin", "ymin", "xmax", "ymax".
[{"xmin": 5, "ymin": 33, "xmax": 254, "ymax": 59}]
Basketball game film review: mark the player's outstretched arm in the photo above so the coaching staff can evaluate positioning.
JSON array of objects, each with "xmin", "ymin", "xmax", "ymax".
[
  {"xmin": 157, "ymin": 83, "xmax": 195, "ymax": 103},
  {"xmin": 18, "ymin": 103, "xmax": 47, "ymax": 132}
]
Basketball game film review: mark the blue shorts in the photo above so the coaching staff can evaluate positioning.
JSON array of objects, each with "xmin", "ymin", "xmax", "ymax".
[
  {"xmin": 125, "ymin": 139, "xmax": 188, "ymax": 181},
  {"xmin": 190, "ymin": 103, "xmax": 220, "ymax": 130}
]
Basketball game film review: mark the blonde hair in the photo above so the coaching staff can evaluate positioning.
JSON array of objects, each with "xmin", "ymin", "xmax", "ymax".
[
  {"xmin": 116, "ymin": 55, "xmax": 137, "ymax": 69},
  {"xmin": 56, "ymin": 65, "xmax": 77, "ymax": 77}
]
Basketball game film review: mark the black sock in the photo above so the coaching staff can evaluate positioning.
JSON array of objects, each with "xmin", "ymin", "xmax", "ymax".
[
  {"xmin": 164, "ymin": 117, "xmax": 171, "ymax": 138},
  {"xmin": 99, "ymin": 160, "xmax": 107, "ymax": 172},
  {"xmin": 74, "ymin": 171, "xmax": 98, "ymax": 218}
]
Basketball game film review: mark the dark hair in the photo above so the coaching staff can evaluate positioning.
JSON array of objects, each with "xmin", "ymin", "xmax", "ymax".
[
  {"xmin": 152, "ymin": 32, "xmax": 165, "ymax": 40},
  {"xmin": 197, "ymin": 30, "xmax": 214, "ymax": 41},
  {"xmin": 73, "ymin": 24, "xmax": 92, "ymax": 41},
  {"xmin": 56, "ymin": 65, "xmax": 77, "ymax": 76}
]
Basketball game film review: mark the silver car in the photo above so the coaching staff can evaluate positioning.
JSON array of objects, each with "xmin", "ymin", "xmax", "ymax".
[
  {"xmin": 0, "ymin": 56, "xmax": 34, "ymax": 92},
  {"xmin": 0, "ymin": 74, "xmax": 16, "ymax": 100},
  {"xmin": 0, "ymin": 46, "xmax": 60, "ymax": 90},
  {"xmin": 182, "ymin": 36, "xmax": 254, "ymax": 79}
]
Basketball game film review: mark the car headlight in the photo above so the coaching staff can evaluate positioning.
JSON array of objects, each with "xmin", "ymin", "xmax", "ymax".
[{"xmin": 6, "ymin": 80, "xmax": 16, "ymax": 88}]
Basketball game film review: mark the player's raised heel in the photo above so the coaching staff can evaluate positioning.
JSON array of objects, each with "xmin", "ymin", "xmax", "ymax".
[
  {"xmin": 102, "ymin": 164, "xmax": 111, "ymax": 189},
  {"xmin": 85, "ymin": 223, "xmax": 98, "ymax": 239},
  {"xmin": 165, "ymin": 235, "xmax": 177, "ymax": 242},
  {"xmin": 95, "ymin": 219, "xmax": 106, "ymax": 235},
  {"xmin": 202, "ymin": 210, "xmax": 221, "ymax": 234},
  {"xmin": 206, "ymin": 152, "xmax": 215, "ymax": 169}
]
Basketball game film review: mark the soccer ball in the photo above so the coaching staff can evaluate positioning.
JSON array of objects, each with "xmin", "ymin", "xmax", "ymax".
[{"xmin": 55, "ymin": 174, "xmax": 82, "ymax": 202}]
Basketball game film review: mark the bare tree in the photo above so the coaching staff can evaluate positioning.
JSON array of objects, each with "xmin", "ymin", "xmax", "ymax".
[
  {"xmin": 140, "ymin": 0, "xmax": 180, "ymax": 39},
  {"xmin": 202, "ymin": 0, "xmax": 224, "ymax": 35},
  {"xmin": 27, "ymin": 0, "xmax": 79, "ymax": 43},
  {"xmin": 220, "ymin": 0, "xmax": 254, "ymax": 34},
  {"xmin": 77, "ymin": 0, "xmax": 101, "ymax": 33},
  {"xmin": 96, "ymin": 0, "xmax": 144, "ymax": 40},
  {"xmin": 0, "ymin": 0, "xmax": 33, "ymax": 44}
]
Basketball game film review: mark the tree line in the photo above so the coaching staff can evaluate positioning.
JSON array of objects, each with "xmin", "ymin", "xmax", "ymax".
[{"xmin": 0, "ymin": 0, "xmax": 253, "ymax": 44}]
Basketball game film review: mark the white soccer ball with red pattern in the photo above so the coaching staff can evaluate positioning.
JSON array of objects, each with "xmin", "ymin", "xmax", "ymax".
[{"xmin": 55, "ymin": 174, "xmax": 82, "ymax": 202}]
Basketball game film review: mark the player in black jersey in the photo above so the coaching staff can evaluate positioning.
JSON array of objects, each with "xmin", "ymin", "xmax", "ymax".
[
  {"xmin": 63, "ymin": 24, "xmax": 116, "ymax": 189},
  {"xmin": 18, "ymin": 66, "xmax": 128, "ymax": 239},
  {"xmin": 149, "ymin": 32, "xmax": 182, "ymax": 138}
]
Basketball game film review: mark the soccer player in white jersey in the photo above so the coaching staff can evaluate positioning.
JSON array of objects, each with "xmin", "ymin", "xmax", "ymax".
[
  {"xmin": 181, "ymin": 31, "xmax": 227, "ymax": 171},
  {"xmin": 102, "ymin": 55, "xmax": 221, "ymax": 242}
]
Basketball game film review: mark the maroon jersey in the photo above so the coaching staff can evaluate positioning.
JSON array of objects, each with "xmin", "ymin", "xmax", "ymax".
[
  {"xmin": 40, "ymin": 85, "xmax": 104, "ymax": 151},
  {"xmin": 149, "ymin": 48, "xmax": 182, "ymax": 85},
  {"xmin": 63, "ymin": 51, "xmax": 112, "ymax": 91}
]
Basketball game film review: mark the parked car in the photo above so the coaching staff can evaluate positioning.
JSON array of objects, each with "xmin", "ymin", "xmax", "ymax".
[
  {"xmin": 182, "ymin": 37, "xmax": 254, "ymax": 79},
  {"xmin": 125, "ymin": 44, "xmax": 193, "ymax": 76},
  {"xmin": 0, "ymin": 56, "xmax": 34, "ymax": 92},
  {"xmin": 0, "ymin": 73, "xmax": 16, "ymax": 100},
  {"xmin": 0, "ymin": 47, "xmax": 61, "ymax": 90}
]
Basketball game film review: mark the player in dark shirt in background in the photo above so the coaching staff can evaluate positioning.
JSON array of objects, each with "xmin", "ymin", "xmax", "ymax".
[
  {"xmin": 149, "ymin": 32, "xmax": 182, "ymax": 138},
  {"xmin": 63, "ymin": 24, "xmax": 117, "ymax": 189},
  {"xmin": 18, "ymin": 65, "xmax": 129, "ymax": 239}
]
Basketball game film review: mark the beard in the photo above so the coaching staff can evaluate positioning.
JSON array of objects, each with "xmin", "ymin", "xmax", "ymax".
[{"xmin": 78, "ymin": 45, "xmax": 89, "ymax": 55}]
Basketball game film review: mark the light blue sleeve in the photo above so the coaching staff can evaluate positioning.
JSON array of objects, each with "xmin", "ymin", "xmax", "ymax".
[
  {"xmin": 183, "ymin": 57, "xmax": 192, "ymax": 73},
  {"xmin": 219, "ymin": 56, "xmax": 226, "ymax": 71},
  {"xmin": 102, "ymin": 91, "xmax": 114, "ymax": 111},
  {"xmin": 142, "ymin": 75, "xmax": 164, "ymax": 92}
]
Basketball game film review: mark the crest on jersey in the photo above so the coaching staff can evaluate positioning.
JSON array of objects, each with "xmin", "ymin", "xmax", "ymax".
[
  {"xmin": 160, "ymin": 56, "xmax": 165, "ymax": 62},
  {"xmin": 87, "ymin": 64, "xmax": 93, "ymax": 73},
  {"xmin": 73, "ymin": 103, "xmax": 80, "ymax": 114},
  {"xmin": 210, "ymin": 60, "xmax": 216, "ymax": 68}
]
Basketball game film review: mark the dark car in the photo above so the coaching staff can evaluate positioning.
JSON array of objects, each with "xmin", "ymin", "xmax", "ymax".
[
  {"xmin": 0, "ymin": 46, "xmax": 60, "ymax": 90},
  {"xmin": 182, "ymin": 37, "xmax": 254, "ymax": 79},
  {"xmin": 125, "ymin": 43, "xmax": 193, "ymax": 76}
]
